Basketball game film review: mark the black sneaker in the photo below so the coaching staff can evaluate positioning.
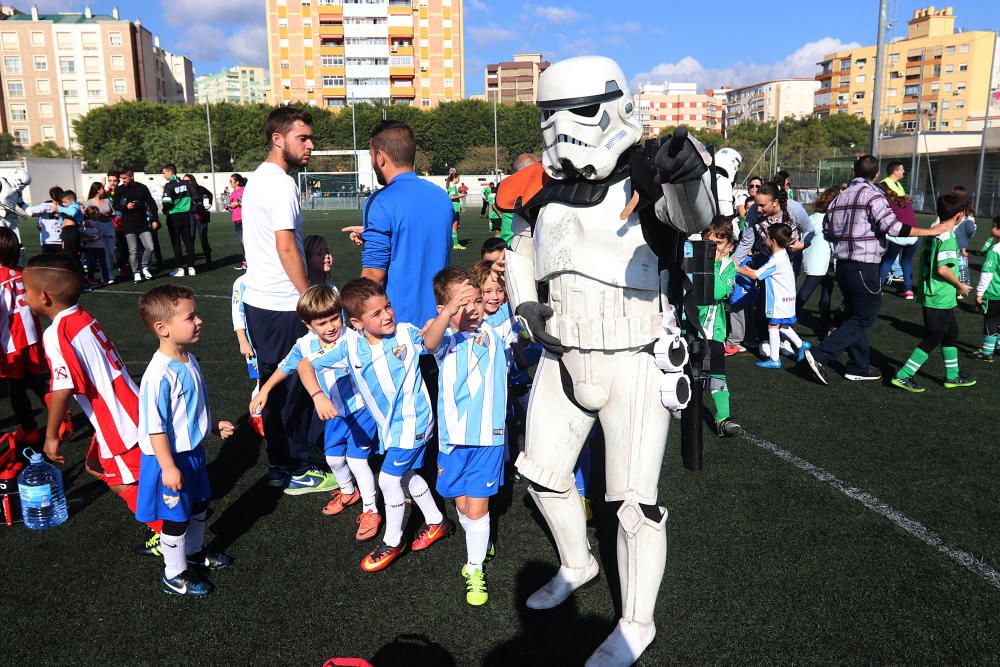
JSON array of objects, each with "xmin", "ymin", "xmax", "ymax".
[
  {"xmin": 803, "ymin": 349, "xmax": 828, "ymax": 385},
  {"xmin": 844, "ymin": 368, "xmax": 882, "ymax": 381},
  {"xmin": 890, "ymin": 376, "xmax": 926, "ymax": 393},
  {"xmin": 187, "ymin": 550, "xmax": 234, "ymax": 569},
  {"xmin": 715, "ymin": 418, "xmax": 741, "ymax": 437},
  {"xmin": 943, "ymin": 375, "xmax": 976, "ymax": 389},
  {"xmin": 162, "ymin": 569, "xmax": 213, "ymax": 597},
  {"xmin": 134, "ymin": 531, "xmax": 162, "ymax": 557}
]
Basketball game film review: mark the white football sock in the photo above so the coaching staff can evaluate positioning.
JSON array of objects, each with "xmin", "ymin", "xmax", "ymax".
[
  {"xmin": 404, "ymin": 471, "xmax": 443, "ymax": 526},
  {"xmin": 780, "ymin": 325, "xmax": 803, "ymax": 349},
  {"xmin": 161, "ymin": 531, "xmax": 188, "ymax": 579},
  {"xmin": 185, "ymin": 511, "xmax": 207, "ymax": 556},
  {"xmin": 378, "ymin": 472, "xmax": 406, "ymax": 548},
  {"xmin": 464, "ymin": 512, "xmax": 491, "ymax": 570},
  {"xmin": 347, "ymin": 456, "xmax": 377, "ymax": 512},
  {"xmin": 768, "ymin": 327, "xmax": 781, "ymax": 361},
  {"xmin": 325, "ymin": 455, "xmax": 356, "ymax": 496}
]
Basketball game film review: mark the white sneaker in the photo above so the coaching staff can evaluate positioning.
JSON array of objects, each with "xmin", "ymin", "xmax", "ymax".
[
  {"xmin": 133, "ymin": 273, "xmax": 142, "ymax": 283},
  {"xmin": 142, "ymin": 267, "xmax": 153, "ymax": 279},
  {"xmin": 171, "ymin": 268, "xmax": 185, "ymax": 277},
  {"xmin": 526, "ymin": 557, "xmax": 600, "ymax": 610},
  {"xmin": 187, "ymin": 266, "xmax": 196, "ymax": 276},
  {"xmin": 585, "ymin": 620, "xmax": 656, "ymax": 667}
]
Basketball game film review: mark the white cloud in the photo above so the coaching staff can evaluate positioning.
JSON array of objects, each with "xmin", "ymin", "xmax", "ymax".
[
  {"xmin": 176, "ymin": 25, "xmax": 227, "ymax": 63},
  {"xmin": 35, "ymin": 0, "xmax": 81, "ymax": 11},
  {"xmin": 533, "ymin": 6, "xmax": 583, "ymax": 23},
  {"xmin": 623, "ymin": 22, "xmax": 641, "ymax": 34},
  {"xmin": 226, "ymin": 25, "xmax": 268, "ymax": 68},
  {"xmin": 468, "ymin": 0, "xmax": 488, "ymax": 10},
  {"xmin": 468, "ymin": 24, "xmax": 518, "ymax": 47},
  {"xmin": 631, "ymin": 37, "xmax": 861, "ymax": 91},
  {"xmin": 159, "ymin": 0, "xmax": 264, "ymax": 27}
]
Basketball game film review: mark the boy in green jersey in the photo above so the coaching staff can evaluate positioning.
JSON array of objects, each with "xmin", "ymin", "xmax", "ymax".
[
  {"xmin": 447, "ymin": 173, "xmax": 465, "ymax": 250},
  {"xmin": 698, "ymin": 216, "xmax": 740, "ymax": 436},
  {"xmin": 971, "ymin": 215, "xmax": 1000, "ymax": 362},
  {"xmin": 892, "ymin": 193, "xmax": 973, "ymax": 392}
]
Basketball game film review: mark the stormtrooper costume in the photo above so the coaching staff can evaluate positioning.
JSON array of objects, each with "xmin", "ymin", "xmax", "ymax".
[
  {"xmin": 499, "ymin": 56, "xmax": 721, "ymax": 666},
  {"xmin": 0, "ymin": 168, "xmax": 30, "ymax": 246}
]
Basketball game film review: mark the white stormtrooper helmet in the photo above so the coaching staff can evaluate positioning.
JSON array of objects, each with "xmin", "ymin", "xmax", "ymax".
[
  {"xmin": 713, "ymin": 148, "xmax": 741, "ymax": 181},
  {"xmin": 11, "ymin": 169, "xmax": 30, "ymax": 190},
  {"xmin": 536, "ymin": 56, "xmax": 642, "ymax": 181}
]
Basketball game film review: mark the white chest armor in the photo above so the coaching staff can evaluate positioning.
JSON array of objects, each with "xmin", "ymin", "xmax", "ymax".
[{"xmin": 532, "ymin": 178, "xmax": 663, "ymax": 351}]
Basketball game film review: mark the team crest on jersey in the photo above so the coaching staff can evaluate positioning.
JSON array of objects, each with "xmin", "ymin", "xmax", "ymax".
[
  {"xmin": 162, "ymin": 493, "xmax": 180, "ymax": 509},
  {"xmin": 54, "ymin": 366, "xmax": 68, "ymax": 380},
  {"xmin": 392, "ymin": 345, "xmax": 407, "ymax": 362},
  {"xmin": 474, "ymin": 331, "xmax": 490, "ymax": 347}
]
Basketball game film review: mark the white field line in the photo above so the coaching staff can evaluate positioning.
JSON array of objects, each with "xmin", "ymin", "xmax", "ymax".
[
  {"xmin": 740, "ymin": 430, "xmax": 1000, "ymax": 591},
  {"xmin": 89, "ymin": 289, "xmax": 229, "ymax": 299}
]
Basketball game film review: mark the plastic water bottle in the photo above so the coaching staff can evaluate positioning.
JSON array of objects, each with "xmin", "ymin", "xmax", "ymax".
[{"xmin": 17, "ymin": 448, "xmax": 68, "ymax": 530}]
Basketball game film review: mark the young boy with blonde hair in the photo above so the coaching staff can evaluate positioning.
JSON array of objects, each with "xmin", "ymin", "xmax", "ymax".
[
  {"xmin": 136, "ymin": 284, "xmax": 235, "ymax": 596},
  {"xmin": 250, "ymin": 285, "xmax": 380, "ymax": 532}
]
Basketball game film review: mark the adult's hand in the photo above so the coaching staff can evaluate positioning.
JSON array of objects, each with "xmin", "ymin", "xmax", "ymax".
[
  {"xmin": 515, "ymin": 302, "xmax": 564, "ymax": 356},
  {"xmin": 342, "ymin": 226, "xmax": 364, "ymax": 247}
]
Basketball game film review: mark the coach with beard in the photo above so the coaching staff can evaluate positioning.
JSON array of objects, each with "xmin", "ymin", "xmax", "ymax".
[{"xmin": 241, "ymin": 106, "xmax": 319, "ymax": 488}]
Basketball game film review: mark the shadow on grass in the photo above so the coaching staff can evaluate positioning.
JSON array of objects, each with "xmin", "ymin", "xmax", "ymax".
[
  {"xmin": 483, "ymin": 559, "xmax": 615, "ymax": 667},
  {"xmin": 370, "ymin": 634, "xmax": 456, "ymax": 667}
]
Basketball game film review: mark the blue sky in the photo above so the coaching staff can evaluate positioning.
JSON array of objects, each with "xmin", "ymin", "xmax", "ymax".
[{"xmin": 33, "ymin": 1, "xmax": 997, "ymax": 93}]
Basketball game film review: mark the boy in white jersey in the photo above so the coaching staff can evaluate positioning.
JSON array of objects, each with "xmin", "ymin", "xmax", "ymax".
[
  {"xmin": 231, "ymin": 274, "xmax": 264, "ymax": 438},
  {"xmin": 424, "ymin": 267, "xmax": 508, "ymax": 606},
  {"xmin": 738, "ymin": 223, "xmax": 815, "ymax": 369},
  {"xmin": 136, "ymin": 285, "xmax": 235, "ymax": 597},
  {"xmin": 250, "ymin": 286, "xmax": 380, "ymax": 534},
  {"xmin": 298, "ymin": 278, "xmax": 450, "ymax": 573}
]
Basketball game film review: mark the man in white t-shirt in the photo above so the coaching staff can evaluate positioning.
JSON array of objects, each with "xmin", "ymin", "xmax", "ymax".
[{"xmin": 241, "ymin": 107, "xmax": 333, "ymax": 492}]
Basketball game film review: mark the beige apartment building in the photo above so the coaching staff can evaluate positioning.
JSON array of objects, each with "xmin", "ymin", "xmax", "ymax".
[
  {"xmin": 196, "ymin": 66, "xmax": 269, "ymax": 105},
  {"xmin": 267, "ymin": 0, "xmax": 464, "ymax": 109},
  {"xmin": 0, "ymin": 5, "xmax": 194, "ymax": 151},
  {"xmin": 484, "ymin": 53, "xmax": 548, "ymax": 104},
  {"xmin": 814, "ymin": 6, "xmax": 999, "ymax": 133},
  {"xmin": 723, "ymin": 79, "xmax": 819, "ymax": 127},
  {"xmin": 633, "ymin": 82, "xmax": 723, "ymax": 137}
]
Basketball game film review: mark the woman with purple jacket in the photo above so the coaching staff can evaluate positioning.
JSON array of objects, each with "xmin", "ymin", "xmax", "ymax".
[{"xmin": 878, "ymin": 183, "xmax": 919, "ymax": 300}]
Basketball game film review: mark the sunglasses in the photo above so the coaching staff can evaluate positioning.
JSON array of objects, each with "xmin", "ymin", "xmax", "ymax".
[{"xmin": 749, "ymin": 184, "xmax": 760, "ymax": 189}]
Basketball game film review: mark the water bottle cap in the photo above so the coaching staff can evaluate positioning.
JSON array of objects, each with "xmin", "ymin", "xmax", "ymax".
[{"xmin": 23, "ymin": 447, "xmax": 43, "ymax": 464}]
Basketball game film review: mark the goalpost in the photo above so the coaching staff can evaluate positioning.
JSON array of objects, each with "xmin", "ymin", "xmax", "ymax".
[{"xmin": 298, "ymin": 171, "xmax": 377, "ymax": 211}]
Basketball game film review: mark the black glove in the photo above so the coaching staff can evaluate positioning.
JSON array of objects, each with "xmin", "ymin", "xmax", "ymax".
[
  {"xmin": 628, "ymin": 139, "xmax": 662, "ymax": 204},
  {"xmin": 514, "ymin": 302, "xmax": 565, "ymax": 356},
  {"xmin": 654, "ymin": 127, "xmax": 708, "ymax": 185}
]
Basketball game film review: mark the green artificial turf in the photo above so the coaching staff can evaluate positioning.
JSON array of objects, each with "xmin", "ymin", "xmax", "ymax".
[{"xmin": 2, "ymin": 208, "xmax": 999, "ymax": 665}]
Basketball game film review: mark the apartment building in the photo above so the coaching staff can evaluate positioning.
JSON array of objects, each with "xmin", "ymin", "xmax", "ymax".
[
  {"xmin": 633, "ymin": 82, "xmax": 723, "ymax": 137},
  {"xmin": 814, "ymin": 6, "xmax": 999, "ymax": 133},
  {"xmin": 484, "ymin": 53, "xmax": 548, "ymax": 104},
  {"xmin": 267, "ymin": 0, "xmax": 464, "ymax": 109},
  {"xmin": 196, "ymin": 66, "xmax": 269, "ymax": 105},
  {"xmin": 0, "ymin": 5, "xmax": 194, "ymax": 150},
  {"xmin": 723, "ymin": 79, "xmax": 819, "ymax": 127}
]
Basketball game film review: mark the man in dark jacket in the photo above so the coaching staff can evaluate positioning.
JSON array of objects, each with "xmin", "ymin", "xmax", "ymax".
[
  {"xmin": 111, "ymin": 169, "xmax": 159, "ymax": 281},
  {"xmin": 161, "ymin": 163, "xmax": 197, "ymax": 276},
  {"xmin": 183, "ymin": 173, "xmax": 213, "ymax": 265}
]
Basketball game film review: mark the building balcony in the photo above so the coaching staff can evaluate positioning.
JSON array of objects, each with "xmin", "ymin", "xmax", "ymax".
[
  {"xmin": 389, "ymin": 45, "xmax": 414, "ymax": 56},
  {"xmin": 344, "ymin": 24, "xmax": 389, "ymax": 39},
  {"xmin": 390, "ymin": 84, "xmax": 415, "ymax": 97}
]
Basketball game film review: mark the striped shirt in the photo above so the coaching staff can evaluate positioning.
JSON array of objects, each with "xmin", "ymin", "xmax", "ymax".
[
  {"xmin": 231, "ymin": 275, "xmax": 249, "ymax": 333},
  {"xmin": 284, "ymin": 328, "xmax": 365, "ymax": 415},
  {"xmin": 824, "ymin": 178, "xmax": 909, "ymax": 264},
  {"xmin": 44, "ymin": 306, "xmax": 139, "ymax": 457},
  {"xmin": 138, "ymin": 352, "xmax": 211, "ymax": 456},
  {"xmin": 0, "ymin": 267, "xmax": 40, "ymax": 357},
  {"xmin": 485, "ymin": 303, "xmax": 521, "ymax": 365},
  {"xmin": 308, "ymin": 322, "xmax": 433, "ymax": 450},
  {"xmin": 433, "ymin": 322, "xmax": 508, "ymax": 454}
]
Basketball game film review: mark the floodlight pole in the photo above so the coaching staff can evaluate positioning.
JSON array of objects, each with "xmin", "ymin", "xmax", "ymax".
[
  {"xmin": 975, "ymin": 34, "xmax": 997, "ymax": 213},
  {"xmin": 870, "ymin": 0, "xmax": 889, "ymax": 156},
  {"xmin": 205, "ymin": 100, "xmax": 217, "ymax": 210},
  {"xmin": 910, "ymin": 50, "xmax": 925, "ymax": 200},
  {"xmin": 493, "ymin": 97, "xmax": 499, "ymax": 175}
]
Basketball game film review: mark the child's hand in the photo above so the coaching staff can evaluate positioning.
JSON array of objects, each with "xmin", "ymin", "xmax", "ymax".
[
  {"xmin": 313, "ymin": 394, "xmax": 338, "ymax": 420},
  {"xmin": 961, "ymin": 248, "xmax": 968, "ymax": 257},
  {"xmin": 958, "ymin": 283, "xmax": 971, "ymax": 298},
  {"xmin": 239, "ymin": 340, "xmax": 255, "ymax": 359},
  {"xmin": 977, "ymin": 295, "xmax": 983, "ymax": 306},
  {"xmin": 216, "ymin": 421, "xmax": 235, "ymax": 439},
  {"xmin": 43, "ymin": 436, "xmax": 64, "ymax": 464},
  {"xmin": 446, "ymin": 281, "xmax": 477, "ymax": 316},
  {"xmin": 248, "ymin": 391, "xmax": 268, "ymax": 417},
  {"xmin": 161, "ymin": 466, "xmax": 183, "ymax": 492}
]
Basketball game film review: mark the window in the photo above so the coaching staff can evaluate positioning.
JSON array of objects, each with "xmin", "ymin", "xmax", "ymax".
[
  {"xmin": 942, "ymin": 100, "xmax": 950, "ymax": 109},
  {"xmin": 957, "ymin": 81, "xmax": 966, "ymax": 91},
  {"xmin": 33, "ymin": 55, "xmax": 47, "ymax": 71},
  {"xmin": 63, "ymin": 85, "xmax": 78, "ymax": 98},
  {"xmin": 279, "ymin": 18, "xmax": 288, "ymax": 27},
  {"xmin": 111, "ymin": 55, "xmax": 125, "ymax": 70},
  {"xmin": 56, "ymin": 32, "xmax": 72, "ymax": 50},
  {"xmin": 39, "ymin": 102, "xmax": 53, "ymax": 117},
  {"xmin": 953, "ymin": 119, "xmax": 963, "ymax": 128},
  {"xmin": 4, "ymin": 56, "xmax": 20, "ymax": 74},
  {"xmin": 940, "ymin": 120, "xmax": 949, "ymax": 128},
  {"xmin": 42, "ymin": 126, "xmax": 55, "ymax": 141},
  {"xmin": 1, "ymin": 32, "xmax": 18, "ymax": 50},
  {"xmin": 84, "ymin": 56, "xmax": 100, "ymax": 73},
  {"xmin": 10, "ymin": 105, "xmax": 27, "ymax": 121},
  {"xmin": 931, "ymin": 82, "xmax": 939, "ymax": 92},
  {"xmin": 87, "ymin": 80, "xmax": 102, "ymax": 98},
  {"xmin": 958, "ymin": 63, "xmax": 968, "ymax": 72},
  {"xmin": 444, "ymin": 78, "xmax": 453, "ymax": 88},
  {"xmin": 889, "ymin": 53, "xmax": 900, "ymax": 64},
  {"xmin": 113, "ymin": 78, "xmax": 127, "ymax": 94},
  {"xmin": 109, "ymin": 32, "xmax": 122, "ymax": 47},
  {"xmin": 887, "ymin": 88, "xmax": 897, "ymax": 97},
  {"xmin": 36, "ymin": 79, "xmax": 50, "ymax": 94},
  {"xmin": 6, "ymin": 81, "xmax": 23, "ymax": 97},
  {"xmin": 82, "ymin": 33, "xmax": 98, "ymax": 50},
  {"xmin": 421, "ymin": 98, "xmax": 430, "ymax": 107},
  {"xmin": 959, "ymin": 43, "xmax": 969, "ymax": 53},
  {"xmin": 932, "ymin": 65, "xmax": 941, "ymax": 76},
  {"xmin": 30, "ymin": 31, "xmax": 44, "ymax": 47},
  {"xmin": 853, "ymin": 91, "xmax": 865, "ymax": 102},
  {"xmin": 12, "ymin": 129, "xmax": 28, "ymax": 145},
  {"xmin": 321, "ymin": 75, "xmax": 344, "ymax": 87},
  {"xmin": 945, "ymin": 64, "xmax": 953, "ymax": 73},
  {"xmin": 956, "ymin": 100, "xmax": 965, "ymax": 109},
  {"xmin": 943, "ymin": 83, "xmax": 952, "ymax": 92},
  {"xmin": 945, "ymin": 45, "xmax": 955, "ymax": 55},
  {"xmin": 59, "ymin": 57, "xmax": 75, "ymax": 74},
  {"xmin": 904, "ymin": 84, "xmax": 919, "ymax": 96},
  {"xmin": 321, "ymin": 55, "xmax": 344, "ymax": 67},
  {"xmin": 855, "ymin": 75, "xmax": 865, "ymax": 84},
  {"xmin": 839, "ymin": 77, "xmax": 850, "ymax": 87}
]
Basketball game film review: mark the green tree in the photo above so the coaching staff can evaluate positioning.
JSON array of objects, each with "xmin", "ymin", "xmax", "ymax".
[
  {"xmin": 456, "ymin": 145, "xmax": 510, "ymax": 174},
  {"xmin": 0, "ymin": 133, "xmax": 19, "ymax": 159},
  {"xmin": 26, "ymin": 141, "xmax": 70, "ymax": 158}
]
